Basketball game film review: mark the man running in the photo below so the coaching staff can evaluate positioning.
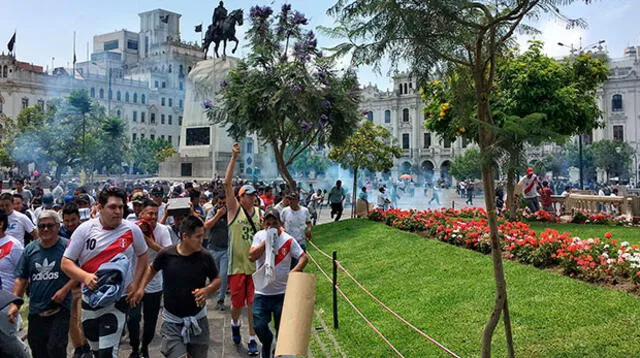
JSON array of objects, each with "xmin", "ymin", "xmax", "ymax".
[
  {"xmin": 61, "ymin": 187, "xmax": 149, "ymax": 358},
  {"xmin": 328, "ymin": 180, "xmax": 346, "ymax": 221},
  {"xmin": 128, "ymin": 199, "xmax": 172, "ymax": 358},
  {"xmin": 136, "ymin": 215, "xmax": 220, "ymax": 358},
  {"xmin": 0, "ymin": 192, "xmax": 38, "ymax": 246},
  {"xmin": 225, "ymin": 142, "xmax": 260, "ymax": 356},
  {"xmin": 249, "ymin": 208, "xmax": 307, "ymax": 358},
  {"xmin": 9, "ymin": 210, "xmax": 74, "ymax": 358},
  {"xmin": 519, "ymin": 167, "xmax": 541, "ymax": 212}
]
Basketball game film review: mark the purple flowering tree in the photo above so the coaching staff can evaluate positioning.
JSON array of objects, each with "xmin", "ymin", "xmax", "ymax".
[{"xmin": 206, "ymin": 4, "xmax": 361, "ymax": 191}]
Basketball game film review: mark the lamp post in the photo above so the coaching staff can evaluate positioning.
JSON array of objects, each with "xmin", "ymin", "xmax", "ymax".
[{"xmin": 557, "ymin": 38, "xmax": 606, "ymax": 190}]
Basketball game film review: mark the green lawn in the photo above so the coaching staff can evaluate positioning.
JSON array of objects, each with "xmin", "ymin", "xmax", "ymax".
[
  {"xmin": 308, "ymin": 219, "xmax": 640, "ymax": 358},
  {"xmin": 527, "ymin": 222, "xmax": 640, "ymax": 244}
]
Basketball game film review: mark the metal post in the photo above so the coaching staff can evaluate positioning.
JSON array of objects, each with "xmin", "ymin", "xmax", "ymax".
[
  {"xmin": 452, "ymin": 201, "xmax": 455, "ymax": 210},
  {"xmin": 332, "ymin": 251, "xmax": 339, "ymax": 329},
  {"xmin": 579, "ymin": 134, "xmax": 584, "ymax": 190}
]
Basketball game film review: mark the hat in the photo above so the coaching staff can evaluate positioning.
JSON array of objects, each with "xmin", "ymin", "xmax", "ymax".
[
  {"xmin": 42, "ymin": 194, "xmax": 54, "ymax": 208},
  {"xmin": 131, "ymin": 192, "xmax": 146, "ymax": 204},
  {"xmin": 264, "ymin": 208, "xmax": 281, "ymax": 222},
  {"xmin": 150, "ymin": 186, "xmax": 164, "ymax": 197},
  {"xmin": 76, "ymin": 193, "xmax": 91, "ymax": 204},
  {"xmin": 526, "ymin": 167, "xmax": 534, "ymax": 175},
  {"xmin": 0, "ymin": 288, "xmax": 23, "ymax": 311},
  {"xmin": 64, "ymin": 195, "xmax": 74, "ymax": 204},
  {"xmin": 238, "ymin": 185, "xmax": 256, "ymax": 196}
]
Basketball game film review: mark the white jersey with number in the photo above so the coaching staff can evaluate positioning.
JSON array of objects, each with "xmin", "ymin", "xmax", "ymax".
[
  {"xmin": 141, "ymin": 222, "xmax": 172, "ymax": 293},
  {"xmin": 64, "ymin": 218, "xmax": 148, "ymax": 290}
]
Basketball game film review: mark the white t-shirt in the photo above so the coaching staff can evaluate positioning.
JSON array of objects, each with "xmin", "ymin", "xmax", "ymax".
[
  {"xmin": 518, "ymin": 175, "xmax": 540, "ymax": 199},
  {"xmin": 143, "ymin": 223, "xmax": 172, "ymax": 293},
  {"xmin": 6, "ymin": 211, "xmax": 36, "ymax": 246},
  {"xmin": 0, "ymin": 235, "xmax": 24, "ymax": 292},
  {"xmin": 64, "ymin": 218, "xmax": 148, "ymax": 291},
  {"xmin": 280, "ymin": 206, "xmax": 310, "ymax": 245},
  {"xmin": 251, "ymin": 229, "xmax": 304, "ymax": 296}
]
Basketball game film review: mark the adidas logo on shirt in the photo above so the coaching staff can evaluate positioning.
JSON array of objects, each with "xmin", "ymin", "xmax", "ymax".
[{"xmin": 32, "ymin": 258, "xmax": 59, "ymax": 281}]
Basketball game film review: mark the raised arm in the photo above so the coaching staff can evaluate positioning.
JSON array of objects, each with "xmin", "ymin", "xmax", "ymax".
[{"xmin": 225, "ymin": 142, "xmax": 241, "ymax": 221}]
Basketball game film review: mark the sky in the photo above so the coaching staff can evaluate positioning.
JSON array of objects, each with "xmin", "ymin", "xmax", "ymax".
[{"xmin": 1, "ymin": 0, "xmax": 640, "ymax": 91}]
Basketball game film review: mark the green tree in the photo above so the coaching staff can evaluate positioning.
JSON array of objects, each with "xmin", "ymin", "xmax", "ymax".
[
  {"xmin": 564, "ymin": 141, "xmax": 596, "ymax": 182},
  {"xmin": 132, "ymin": 138, "xmax": 176, "ymax": 174},
  {"xmin": 98, "ymin": 116, "xmax": 129, "ymax": 174},
  {"xmin": 208, "ymin": 5, "xmax": 361, "ymax": 191},
  {"xmin": 591, "ymin": 140, "xmax": 634, "ymax": 181},
  {"xmin": 288, "ymin": 147, "xmax": 333, "ymax": 178},
  {"xmin": 328, "ymin": 2, "xmax": 593, "ymax": 356},
  {"xmin": 450, "ymin": 148, "xmax": 482, "ymax": 180},
  {"xmin": 328, "ymin": 121, "xmax": 401, "ymax": 217}
]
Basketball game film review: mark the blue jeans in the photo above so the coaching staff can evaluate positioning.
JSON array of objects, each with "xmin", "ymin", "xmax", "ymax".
[
  {"xmin": 210, "ymin": 248, "xmax": 229, "ymax": 303},
  {"xmin": 252, "ymin": 294, "xmax": 285, "ymax": 358}
]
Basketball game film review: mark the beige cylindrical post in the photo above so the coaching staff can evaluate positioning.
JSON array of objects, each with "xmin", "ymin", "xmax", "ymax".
[{"xmin": 275, "ymin": 272, "xmax": 316, "ymax": 357}]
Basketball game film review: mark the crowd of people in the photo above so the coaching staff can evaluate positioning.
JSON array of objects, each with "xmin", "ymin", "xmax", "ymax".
[{"xmin": 0, "ymin": 143, "xmax": 316, "ymax": 358}]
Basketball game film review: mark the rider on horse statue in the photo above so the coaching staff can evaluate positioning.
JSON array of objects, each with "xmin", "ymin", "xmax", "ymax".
[
  {"xmin": 203, "ymin": 2, "xmax": 243, "ymax": 58},
  {"xmin": 212, "ymin": 2, "xmax": 227, "ymax": 35}
]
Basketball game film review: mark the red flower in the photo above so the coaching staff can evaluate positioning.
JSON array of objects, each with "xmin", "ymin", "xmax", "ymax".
[{"xmin": 604, "ymin": 232, "xmax": 612, "ymax": 239}]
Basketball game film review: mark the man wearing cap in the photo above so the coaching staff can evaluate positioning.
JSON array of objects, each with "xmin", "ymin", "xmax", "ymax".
[
  {"xmin": 204, "ymin": 191, "xmax": 229, "ymax": 311},
  {"xmin": 33, "ymin": 193, "xmax": 55, "ymax": 225},
  {"xmin": 225, "ymin": 142, "xmax": 260, "ymax": 356},
  {"xmin": 127, "ymin": 192, "xmax": 147, "ymax": 222},
  {"xmin": 0, "ymin": 193, "xmax": 38, "ymax": 246},
  {"xmin": 518, "ymin": 167, "xmax": 542, "ymax": 212},
  {"xmin": 9, "ymin": 210, "xmax": 74, "ymax": 358},
  {"xmin": 249, "ymin": 208, "xmax": 307, "ymax": 358}
]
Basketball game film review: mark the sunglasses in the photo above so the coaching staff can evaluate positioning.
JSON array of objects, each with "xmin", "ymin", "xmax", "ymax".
[{"xmin": 38, "ymin": 223, "xmax": 58, "ymax": 230}]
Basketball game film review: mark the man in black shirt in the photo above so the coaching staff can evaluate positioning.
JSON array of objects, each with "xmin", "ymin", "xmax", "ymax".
[{"xmin": 136, "ymin": 216, "xmax": 220, "ymax": 358}]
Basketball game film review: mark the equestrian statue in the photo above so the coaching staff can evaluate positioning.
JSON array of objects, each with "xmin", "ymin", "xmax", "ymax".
[{"xmin": 203, "ymin": 2, "xmax": 244, "ymax": 58}]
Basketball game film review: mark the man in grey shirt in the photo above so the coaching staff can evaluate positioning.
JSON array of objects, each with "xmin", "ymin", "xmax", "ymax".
[{"xmin": 204, "ymin": 192, "xmax": 229, "ymax": 311}]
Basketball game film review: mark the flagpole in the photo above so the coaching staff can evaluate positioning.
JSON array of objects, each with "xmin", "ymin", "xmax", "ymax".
[{"xmin": 73, "ymin": 31, "xmax": 76, "ymax": 79}]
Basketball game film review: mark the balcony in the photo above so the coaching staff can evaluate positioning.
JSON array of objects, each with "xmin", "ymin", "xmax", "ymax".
[
  {"xmin": 440, "ymin": 147, "xmax": 453, "ymax": 156},
  {"xmin": 419, "ymin": 147, "xmax": 434, "ymax": 157}
]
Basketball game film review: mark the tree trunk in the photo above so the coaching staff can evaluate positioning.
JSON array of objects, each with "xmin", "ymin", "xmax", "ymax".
[
  {"xmin": 477, "ymin": 100, "xmax": 514, "ymax": 358},
  {"xmin": 507, "ymin": 166, "xmax": 517, "ymax": 221},
  {"xmin": 352, "ymin": 167, "xmax": 358, "ymax": 218},
  {"xmin": 273, "ymin": 143, "xmax": 297, "ymax": 193}
]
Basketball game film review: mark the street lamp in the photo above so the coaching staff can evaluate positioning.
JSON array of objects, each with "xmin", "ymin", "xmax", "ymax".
[{"xmin": 558, "ymin": 38, "xmax": 606, "ymax": 190}]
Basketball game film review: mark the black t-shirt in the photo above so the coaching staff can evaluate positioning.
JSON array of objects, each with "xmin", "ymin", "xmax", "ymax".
[{"xmin": 152, "ymin": 245, "xmax": 218, "ymax": 317}]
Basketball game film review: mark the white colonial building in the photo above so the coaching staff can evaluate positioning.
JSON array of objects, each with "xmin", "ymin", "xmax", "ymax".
[{"xmin": 0, "ymin": 8, "xmax": 202, "ymax": 150}]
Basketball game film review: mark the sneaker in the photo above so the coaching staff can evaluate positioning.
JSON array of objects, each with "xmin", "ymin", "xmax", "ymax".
[
  {"xmin": 231, "ymin": 324, "xmax": 241, "ymax": 345},
  {"xmin": 248, "ymin": 339, "xmax": 259, "ymax": 356},
  {"xmin": 215, "ymin": 300, "xmax": 226, "ymax": 311}
]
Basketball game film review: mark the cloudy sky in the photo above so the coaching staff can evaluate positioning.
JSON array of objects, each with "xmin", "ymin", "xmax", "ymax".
[{"xmin": 1, "ymin": 0, "xmax": 638, "ymax": 90}]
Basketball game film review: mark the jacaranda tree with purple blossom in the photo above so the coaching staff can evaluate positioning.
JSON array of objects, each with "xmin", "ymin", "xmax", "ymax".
[{"xmin": 206, "ymin": 4, "xmax": 361, "ymax": 191}]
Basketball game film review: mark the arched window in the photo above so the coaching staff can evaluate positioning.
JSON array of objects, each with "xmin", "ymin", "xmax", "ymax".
[
  {"xmin": 384, "ymin": 110, "xmax": 391, "ymax": 123},
  {"xmin": 99, "ymin": 88, "xmax": 104, "ymax": 99},
  {"xmin": 125, "ymin": 92, "xmax": 130, "ymax": 102},
  {"xmin": 2, "ymin": 65, "xmax": 7, "ymax": 78},
  {"xmin": 133, "ymin": 93, "xmax": 138, "ymax": 103},
  {"xmin": 116, "ymin": 91, "xmax": 121, "ymax": 101},
  {"xmin": 90, "ymin": 88, "xmax": 95, "ymax": 98},
  {"xmin": 141, "ymin": 94, "xmax": 146, "ymax": 104},
  {"xmin": 168, "ymin": 64, "xmax": 172, "ymax": 73},
  {"xmin": 402, "ymin": 108, "xmax": 410, "ymax": 122},
  {"xmin": 612, "ymin": 94, "xmax": 623, "ymax": 112},
  {"xmin": 398, "ymin": 83, "xmax": 403, "ymax": 95},
  {"xmin": 108, "ymin": 89, "xmax": 113, "ymax": 100},
  {"xmin": 403, "ymin": 83, "xmax": 408, "ymax": 95}
]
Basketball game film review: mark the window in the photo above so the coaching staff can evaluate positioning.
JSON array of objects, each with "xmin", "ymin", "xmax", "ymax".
[
  {"xmin": 443, "ymin": 138, "xmax": 452, "ymax": 148},
  {"xmin": 99, "ymin": 89, "xmax": 104, "ymax": 99},
  {"xmin": 116, "ymin": 91, "xmax": 121, "ymax": 101},
  {"xmin": 612, "ymin": 94, "xmax": 623, "ymax": 112},
  {"xmin": 141, "ymin": 134, "xmax": 145, "ymax": 139},
  {"xmin": 133, "ymin": 93, "xmax": 138, "ymax": 103},
  {"xmin": 161, "ymin": 97, "xmax": 165, "ymax": 106},
  {"xmin": 168, "ymin": 115, "xmax": 172, "ymax": 125},
  {"xmin": 423, "ymin": 133, "xmax": 431, "ymax": 148},
  {"xmin": 168, "ymin": 135, "xmax": 172, "ymax": 144},
  {"xmin": 125, "ymin": 92, "xmax": 129, "ymax": 102},
  {"xmin": 402, "ymin": 108, "xmax": 410, "ymax": 122},
  {"xmin": 181, "ymin": 163, "xmax": 193, "ymax": 177},
  {"xmin": 132, "ymin": 133, "xmax": 137, "ymax": 142},
  {"xmin": 366, "ymin": 111, "xmax": 373, "ymax": 122},
  {"xmin": 21, "ymin": 98, "xmax": 29, "ymax": 109},
  {"xmin": 179, "ymin": 82, "xmax": 183, "ymax": 91},
  {"xmin": 186, "ymin": 127, "xmax": 210, "ymax": 146},
  {"xmin": 127, "ymin": 39, "xmax": 138, "ymax": 50},
  {"xmin": 37, "ymin": 99, "xmax": 45, "ymax": 108},
  {"xmin": 385, "ymin": 110, "xmax": 391, "ymax": 123},
  {"xmin": 179, "ymin": 116, "xmax": 183, "ymax": 125},
  {"xmin": 161, "ymin": 135, "xmax": 165, "ymax": 140},
  {"xmin": 168, "ymin": 98, "xmax": 172, "ymax": 107},
  {"xmin": 179, "ymin": 64, "xmax": 184, "ymax": 74},
  {"xmin": 162, "ymin": 82, "xmax": 166, "ymax": 88},
  {"xmin": 2, "ymin": 65, "xmax": 7, "ymax": 78},
  {"xmin": 150, "ymin": 134, "xmax": 155, "ymax": 140},
  {"xmin": 133, "ymin": 111, "xmax": 137, "ymax": 122},
  {"xmin": 613, "ymin": 125, "xmax": 624, "ymax": 141},
  {"xmin": 108, "ymin": 89, "xmax": 112, "ymax": 100},
  {"xmin": 168, "ymin": 64, "xmax": 172, "ymax": 73},
  {"xmin": 104, "ymin": 40, "xmax": 119, "ymax": 51},
  {"xmin": 161, "ymin": 114, "xmax": 165, "ymax": 124},
  {"xmin": 141, "ymin": 112, "xmax": 146, "ymax": 123},
  {"xmin": 154, "ymin": 81, "xmax": 159, "ymax": 88},
  {"xmin": 90, "ymin": 88, "xmax": 95, "ymax": 98},
  {"xmin": 179, "ymin": 99, "xmax": 183, "ymax": 108},
  {"xmin": 402, "ymin": 133, "xmax": 410, "ymax": 149},
  {"xmin": 247, "ymin": 142, "xmax": 253, "ymax": 153},
  {"xmin": 404, "ymin": 83, "xmax": 408, "ymax": 95},
  {"xmin": 141, "ymin": 94, "xmax": 146, "ymax": 104},
  {"xmin": 116, "ymin": 110, "xmax": 121, "ymax": 117},
  {"xmin": 399, "ymin": 84, "xmax": 403, "ymax": 95},
  {"xmin": 150, "ymin": 113, "xmax": 156, "ymax": 124}
]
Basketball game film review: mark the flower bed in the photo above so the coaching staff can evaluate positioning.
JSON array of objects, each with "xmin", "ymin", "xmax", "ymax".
[
  {"xmin": 570, "ymin": 209, "xmax": 632, "ymax": 226},
  {"xmin": 368, "ymin": 208, "xmax": 640, "ymax": 287}
]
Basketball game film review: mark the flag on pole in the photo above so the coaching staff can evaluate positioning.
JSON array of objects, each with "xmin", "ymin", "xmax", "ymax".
[
  {"xmin": 7, "ymin": 32, "xmax": 16, "ymax": 52},
  {"xmin": 195, "ymin": 24, "xmax": 203, "ymax": 32},
  {"xmin": 73, "ymin": 53, "xmax": 77, "ymax": 64}
]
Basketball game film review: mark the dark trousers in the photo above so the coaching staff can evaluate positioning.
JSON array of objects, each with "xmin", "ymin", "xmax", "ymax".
[
  {"xmin": 330, "ymin": 203, "xmax": 343, "ymax": 221},
  {"xmin": 252, "ymin": 294, "xmax": 285, "ymax": 358},
  {"xmin": 127, "ymin": 291, "xmax": 163, "ymax": 354},
  {"xmin": 28, "ymin": 308, "xmax": 70, "ymax": 358}
]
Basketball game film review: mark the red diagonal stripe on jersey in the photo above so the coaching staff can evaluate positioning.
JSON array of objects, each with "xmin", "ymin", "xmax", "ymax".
[
  {"xmin": 81, "ymin": 230, "xmax": 133, "ymax": 273},
  {"xmin": 0, "ymin": 241, "xmax": 14, "ymax": 260},
  {"xmin": 274, "ymin": 239, "xmax": 293, "ymax": 266}
]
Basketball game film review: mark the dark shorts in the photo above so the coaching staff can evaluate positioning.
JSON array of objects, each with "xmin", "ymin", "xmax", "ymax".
[{"xmin": 160, "ymin": 316, "xmax": 209, "ymax": 358}]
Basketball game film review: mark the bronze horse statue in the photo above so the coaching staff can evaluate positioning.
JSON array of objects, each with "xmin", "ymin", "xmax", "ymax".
[{"xmin": 203, "ymin": 9, "xmax": 243, "ymax": 58}]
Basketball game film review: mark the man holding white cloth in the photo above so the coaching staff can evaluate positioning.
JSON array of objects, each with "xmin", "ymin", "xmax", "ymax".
[{"xmin": 249, "ymin": 208, "xmax": 307, "ymax": 358}]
